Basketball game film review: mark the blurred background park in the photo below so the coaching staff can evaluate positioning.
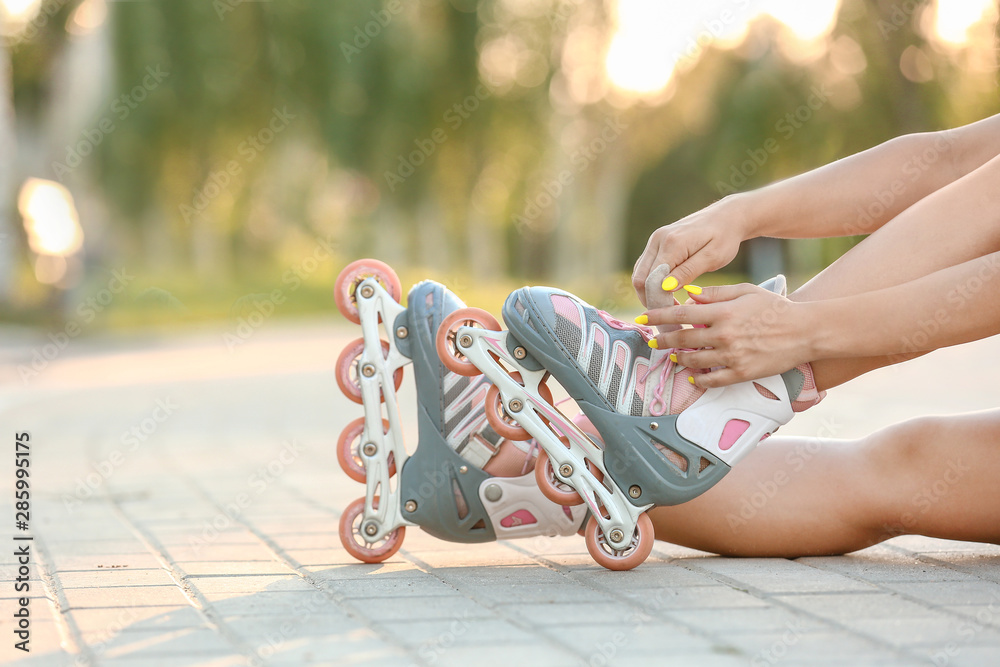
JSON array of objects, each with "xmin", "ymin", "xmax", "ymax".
[{"xmin": 0, "ymin": 0, "xmax": 998, "ymax": 330}]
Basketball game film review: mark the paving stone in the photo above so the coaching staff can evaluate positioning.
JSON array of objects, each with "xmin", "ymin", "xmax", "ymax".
[
  {"xmin": 63, "ymin": 584, "xmax": 190, "ymax": 609},
  {"xmin": 5, "ymin": 323, "xmax": 1000, "ymax": 665},
  {"xmin": 58, "ymin": 568, "xmax": 176, "ymax": 589},
  {"xmin": 689, "ymin": 557, "xmax": 878, "ymax": 593}
]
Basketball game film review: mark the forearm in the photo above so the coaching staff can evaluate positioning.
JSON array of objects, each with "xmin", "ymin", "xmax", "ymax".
[
  {"xmin": 736, "ymin": 113, "xmax": 1000, "ymax": 241},
  {"xmin": 809, "ymin": 252, "xmax": 1000, "ymax": 360}
]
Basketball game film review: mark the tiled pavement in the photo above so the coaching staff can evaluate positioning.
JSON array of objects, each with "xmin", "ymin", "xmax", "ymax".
[{"xmin": 1, "ymin": 320, "xmax": 999, "ymax": 666}]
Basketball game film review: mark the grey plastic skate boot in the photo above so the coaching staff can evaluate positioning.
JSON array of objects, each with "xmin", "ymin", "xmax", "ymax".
[{"xmin": 393, "ymin": 281, "xmax": 497, "ymax": 542}]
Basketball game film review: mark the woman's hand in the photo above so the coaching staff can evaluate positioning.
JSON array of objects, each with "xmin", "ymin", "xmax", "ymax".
[
  {"xmin": 631, "ymin": 195, "xmax": 753, "ymax": 307},
  {"xmin": 641, "ymin": 284, "xmax": 819, "ymax": 387}
]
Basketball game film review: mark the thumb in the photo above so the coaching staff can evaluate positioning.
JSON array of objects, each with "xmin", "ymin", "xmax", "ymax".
[
  {"xmin": 688, "ymin": 283, "xmax": 758, "ymax": 304},
  {"xmin": 665, "ymin": 257, "xmax": 709, "ymax": 292}
]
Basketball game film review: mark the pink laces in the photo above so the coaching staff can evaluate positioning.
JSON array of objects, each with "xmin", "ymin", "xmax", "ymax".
[
  {"xmin": 647, "ymin": 350, "xmax": 676, "ymax": 417},
  {"xmin": 597, "ymin": 309, "xmax": 654, "ymax": 339}
]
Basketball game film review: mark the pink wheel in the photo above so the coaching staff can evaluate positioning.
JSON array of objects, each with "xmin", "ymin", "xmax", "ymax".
[
  {"xmin": 339, "ymin": 496, "xmax": 406, "ymax": 564},
  {"xmin": 484, "ymin": 372, "xmax": 554, "ymax": 442},
  {"xmin": 534, "ymin": 446, "xmax": 603, "ymax": 507},
  {"xmin": 335, "ymin": 337, "xmax": 403, "ymax": 404},
  {"xmin": 335, "ymin": 259, "xmax": 402, "ymax": 325},
  {"xmin": 585, "ymin": 512, "xmax": 654, "ymax": 571},
  {"xmin": 336, "ymin": 417, "xmax": 397, "ymax": 483},
  {"xmin": 435, "ymin": 308, "xmax": 500, "ymax": 377}
]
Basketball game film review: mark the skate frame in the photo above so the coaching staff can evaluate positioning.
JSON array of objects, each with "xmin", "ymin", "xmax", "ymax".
[
  {"xmin": 352, "ymin": 277, "xmax": 414, "ymax": 542},
  {"xmin": 457, "ymin": 326, "xmax": 652, "ymax": 552}
]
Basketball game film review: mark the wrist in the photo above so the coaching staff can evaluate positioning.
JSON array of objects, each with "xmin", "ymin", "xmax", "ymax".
[
  {"xmin": 799, "ymin": 300, "xmax": 840, "ymax": 361},
  {"xmin": 718, "ymin": 191, "xmax": 762, "ymax": 241}
]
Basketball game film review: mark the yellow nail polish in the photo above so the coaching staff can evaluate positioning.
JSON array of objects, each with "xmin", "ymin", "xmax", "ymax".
[
  {"xmin": 688, "ymin": 375, "xmax": 695, "ymax": 384},
  {"xmin": 661, "ymin": 276, "xmax": 679, "ymax": 292},
  {"xmin": 683, "ymin": 284, "xmax": 702, "ymax": 295},
  {"xmin": 669, "ymin": 353, "xmax": 678, "ymax": 363},
  {"xmin": 648, "ymin": 338, "xmax": 659, "ymax": 349},
  {"xmin": 634, "ymin": 314, "xmax": 648, "ymax": 325}
]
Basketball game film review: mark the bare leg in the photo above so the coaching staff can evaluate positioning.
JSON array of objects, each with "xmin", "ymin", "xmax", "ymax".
[
  {"xmin": 786, "ymin": 155, "xmax": 1000, "ymax": 390},
  {"xmin": 649, "ymin": 410, "xmax": 1000, "ymax": 557}
]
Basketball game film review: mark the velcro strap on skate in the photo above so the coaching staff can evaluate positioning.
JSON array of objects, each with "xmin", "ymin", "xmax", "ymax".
[{"xmin": 456, "ymin": 422, "xmax": 504, "ymax": 469}]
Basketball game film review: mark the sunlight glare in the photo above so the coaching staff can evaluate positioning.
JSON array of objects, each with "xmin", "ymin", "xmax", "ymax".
[
  {"xmin": 933, "ymin": 0, "xmax": 996, "ymax": 45},
  {"xmin": 765, "ymin": 0, "xmax": 840, "ymax": 42},
  {"xmin": 605, "ymin": 0, "xmax": 841, "ymax": 97},
  {"xmin": 18, "ymin": 178, "xmax": 85, "ymax": 257}
]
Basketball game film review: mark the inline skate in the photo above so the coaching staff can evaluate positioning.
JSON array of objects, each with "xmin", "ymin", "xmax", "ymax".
[
  {"xmin": 334, "ymin": 259, "xmax": 587, "ymax": 563},
  {"xmin": 436, "ymin": 274, "xmax": 820, "ymax": 569}
]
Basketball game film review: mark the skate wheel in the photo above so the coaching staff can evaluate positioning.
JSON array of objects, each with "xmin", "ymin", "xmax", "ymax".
[
  {"xmin": 534, "ymin": 447, "xmax": 603, "ymax": 507},
  {"xmin": 335, "ymin": 258, "xmax": 402, "ymax": 325},
  {"xmin": 585, "ymin": 512, "xmax": 654, "ymax": 571},
  {"xmin": 436, "ymin": 307, "xmax": 500, "ymax": 377},
  {"xmin": 336, "ymin": 417, "xmax": 397, "ymax": 483},
  {"xmin": 484, "ymin": 372, "xmax": 554, "ymax": 441},
  {"xmin": 336, "ymin": 337, "xmax": 404, "ymax": 405},
  {"xmin": 339, "ymin": 496, "xmax": 406, "ymax": 564}
]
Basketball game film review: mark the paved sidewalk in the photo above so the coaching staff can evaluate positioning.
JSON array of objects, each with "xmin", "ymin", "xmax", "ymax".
[{"xmin": 2, "ymin": 320, "xmax": 999, "ymax": 666}]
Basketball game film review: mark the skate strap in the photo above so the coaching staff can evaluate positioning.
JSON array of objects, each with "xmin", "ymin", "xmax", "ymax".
[{"xmin": 456, "ymin": 421, "xmax": 504, "ymax": 469}]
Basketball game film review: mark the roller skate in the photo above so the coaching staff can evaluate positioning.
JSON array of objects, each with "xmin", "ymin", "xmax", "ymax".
[
  {"xmin": 334, "ymin": 259, "xmax": 587, "ymax": 564},
  {"xmin": 436, "ymin": 273, "xmax": 821, "ymax": 570}
]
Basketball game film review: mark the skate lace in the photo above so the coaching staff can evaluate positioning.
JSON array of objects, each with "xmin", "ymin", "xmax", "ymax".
[
  {"xmin": 597, "ymin": 309, "xmax": 655, "ymax": 339},
  {"xmin": 648, "ymin": 350, "xmax": 676, "ymax": 417},
  {"xmin": 595, "ymin": 309, "xmax": 684, "ymax": 417}
]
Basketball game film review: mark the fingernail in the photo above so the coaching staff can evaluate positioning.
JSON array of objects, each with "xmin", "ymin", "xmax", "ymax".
[
  {"xmin": 682, "ymin": 284, "xmax": 702, "ymax": 295},
  {"xmin": 688, "ymin": 375, "xmax": 695, "ymax": 384},
  {"xmin": 634, "ymin": 314, "xmax": 648, "ymax": 325},
  {"xmin": 669, "ymin": 353, "xmax": 678, "ymax": 363},
  {"xmin": 648, "ymin": 338, "xmax": 659, "ymax": 349},
  {"xmin": 661, "ymin": 276, "xmax": 679, "ymax": 292}
]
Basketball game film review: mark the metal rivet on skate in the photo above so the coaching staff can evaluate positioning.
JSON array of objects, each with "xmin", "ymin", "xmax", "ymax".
[
  {"xmin": 558, "ymin": 463, "xmax": 573, "ymax": 478},
  {"xmin": 513, "ymin": 346, "xmax": 527, "ymax": 360},
  {"xmin": 404, "ymin": 500, "xmax": 417, "ymax": 513},
  {"xmin": 649, "ymin": 421, "xmax": 659, "ymax": 431},
  {"xmin": 362, "ymin": 442, "xmax": 377, "ymax": 457},
  {"xmin": 458, "ymin": 465, "xmax": 468, "ymax": 474},
  {"xmin": 459, "ymin": 334, "xmax": 473, "ymax": 348},
  {"xmin": 363, "ymin": 522, "xmax": 378, "ymax": 536},
  {"xmin": 507, "ymin": 398, "xmax": 523, "ymax": 413},
  {"xmin": 629, "ymin": 485, "xmax": 642, "ymax": 499},
  {"xmin": 359, "ymin": 284, "xmax": 375, "ymax": 299},
  {"xmin": 361, "ymin": 363, "xmax": 376, "ymax": 377},
  {"xmin": 484, "ymin": 484, "xmax": 502, "ymax": 502},
  {"xmin": 396, "ymin": 326, "xmax": 408, "ymax": 339},
  {"xmin": 609, "ymin": 529, "xmax": 625, "ymax": 543}
]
